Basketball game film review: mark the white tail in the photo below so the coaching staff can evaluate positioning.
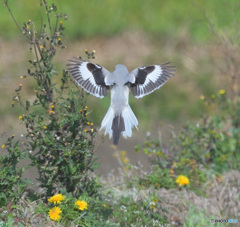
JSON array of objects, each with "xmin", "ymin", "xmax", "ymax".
[{"xmin": 100, "ymin": 105, "xmax": 138, "ymax": 145}]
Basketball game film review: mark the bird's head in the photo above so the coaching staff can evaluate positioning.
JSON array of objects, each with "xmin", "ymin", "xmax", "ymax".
[{"xmin": 114, "ymin": 64, "xmax": 129, "ymax": 74}]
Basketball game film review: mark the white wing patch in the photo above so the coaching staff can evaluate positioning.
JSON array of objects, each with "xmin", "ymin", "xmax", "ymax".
[
  {"xmin": 67, "ymin": 58, "xmax": 112, "ymax": 98},
  {"xmin": 129, "ymin": 63, "xmax": 175, "ymax": 98}
]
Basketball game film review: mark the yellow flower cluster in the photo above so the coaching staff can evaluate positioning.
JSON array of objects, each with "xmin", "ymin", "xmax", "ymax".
[
  {"xmin": 49, "ymin": 110, "xmax": 54, "ymax": 115},
  {"xmin": 219, "ymin": 89, "xmax": 226, "ymax": 95},
  {"xmin": 49, "ymin": 206, "xmax": 62, "ymax": 221},
  {"xmin": 48, "ymin": 194, "xmax": 65, "ymax": 204},
  {"xmin": 75, "ymin": 200, "xmax": 88, "ymax": 211},
  {"xmin": 48, "ymin": 194, "xmax": 88, "ymax": 222},
  {"xmin": 176, "ymin": 175, "xmax": 190, "ymax": 186}
]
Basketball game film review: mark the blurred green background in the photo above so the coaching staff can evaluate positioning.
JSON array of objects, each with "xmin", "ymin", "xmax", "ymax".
[
  {"xmin": 1, "ymin": 0, "xmax": 239, "ymax": 41},
  {"xmin": 0, "ymin": 0, "xmax": 239, "ymax": 138}
]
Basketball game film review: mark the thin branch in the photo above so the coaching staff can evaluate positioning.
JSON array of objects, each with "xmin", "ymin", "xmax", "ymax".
[
  {"xmin": 43, "ymin": 0, "xmax": 52, "ymax": 33},
  {"xmin": 32, "ymin": 23, "xmax": 42, "ymax": 72},
  {"xmin": 40, "ymin": 0, "xmax": 43, "ymax": 37},
  {"xmin": 54, "ymin": 14, "xmax": 59, "ymax": 36},
  {"xmin": 4, "ymin": 0, "xmax": 22, "ymax": 34},
  {"xmin": 80, "ymin": 138, "xmax": 95, "ymax": 182}
]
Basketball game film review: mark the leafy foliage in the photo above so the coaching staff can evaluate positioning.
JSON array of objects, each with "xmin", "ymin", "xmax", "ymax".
[
  {"xmin": 135, "ymin": 90, "xmax": 240, "ymax": 197},
  {"xmin": 111, "ymin": 195, "xmax": 169, "ymax": 226},
  {"xmin": 0, "ymin": 137, "xmax": 29, "ymax": 207},
  {"xmin": 1, "ymin": 0, "xmax": 100, "ymax": 205}
]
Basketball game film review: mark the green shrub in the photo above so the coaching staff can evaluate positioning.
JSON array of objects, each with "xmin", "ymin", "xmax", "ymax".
[
  {"xmin": 0, "ymin": 138, "xmax": 29, "ymax": 207},
  {"xmin": 135, "ymin": 89, "xmax": 240, "ymax": 197},
  {"xmin": 1, "ymin": 0, "xmax": 100, "ymax": 203}
]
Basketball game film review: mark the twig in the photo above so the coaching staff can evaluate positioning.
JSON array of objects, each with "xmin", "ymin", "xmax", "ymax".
[
  {"xmin": 71, "ymin": 212, "xmax": 86, "ymax": 226},
  {"xmin": 4, "ymin": 0, "xmax": 22, "ymax": 34},
  {"xmin": 80, "ymin": 137, "xmax": 95, "ymax": 183},
  {"xmin": 32, "ymin": 23, "xmax": 42, "ymax": 72},
  {"xmin": 43, "ymin": 0, "xmax": 52, "ymax": 33}
]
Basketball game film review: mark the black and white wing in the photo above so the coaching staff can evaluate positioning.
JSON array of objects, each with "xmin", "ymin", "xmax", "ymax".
[
  {"xmin": 67, "ymin": 57, "xmax": 112, "ymax": 98},
  {"xmin": 129, "ymin": 62, "xmax": 175, "ymax": 98}
]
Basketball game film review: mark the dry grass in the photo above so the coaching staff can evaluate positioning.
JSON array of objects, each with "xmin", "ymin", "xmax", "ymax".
[
  {"xmin": 100, "ymin": 166, "xmax": 240, "ymax": 225},
  {"xmin": 4, "ymin": 168, "xmax": 239, "ymax": 226}
]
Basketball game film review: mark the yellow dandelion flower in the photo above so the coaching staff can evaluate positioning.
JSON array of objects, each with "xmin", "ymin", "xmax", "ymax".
[
  {"xmin": 30, "ymin": 133, "xmax": 34, "ymax": 137},
  {"xmin": 90, "ymin": 128, "xmax": 94, "ymax": 132},
  {"xmin": 90, "ymin": 123, "xmax": 94, "ymax": 126},
  {"xmin": 26, "ymin": 25, "xmax": 29, "ymax": 29},
  {"xmin": 84, "ymin": 129, "xmax": 88, "ymax": 132},
  {"xmin": 176, "ymin": 175, "xmax": 190, "ymax": 186},
  {"xmin": 40, "ymin": 45, "xmax": 44, "ymax": 49},
  {"xmin": 49, "ymin": 110, "xmax": 54, "ymax": 115},
  {"xmin": 51, "ymin": 105, "xmax": 55, "ymax": 109},
  {"xmin": 1, "ymin": 145, "xmax": 5, "ymax": 149},
  {"xmin": 48, "ymin": 206, "xmax": 62, "ymax": 221},
  {"xmin": 59, "ymin": 21, "xmax": 63, "ymax": 24},
  {"xmin": 48, "ymin": 194, "xmax": 65, "ymax": 204},
  {"xmin": 85, "ymin": 113, "xmax": 88, "ymax": 116},
  {"xmin": 219, "ymin": 89, "xmax": 226, "ymax": 95},
  {"xmin": 43, "ymin": 126, "xmax": 47, "ymax": 130},
  {"xmin": 19, "ymin": 115, "xmax": 23, "ymax": 120},
  {"xmin": 20, "ymin": 76, "xmax": 23, "ymax": 79},
  {"xmin": 84, "ymin": 49, "xmax": 88, "ymax": 52},
  {"xmin": 58, "ymin": 37, "xmax": 61, "ymax": 41},
  {"xmin": 87, "ymin": 122, "xmax": 90, "ymax": 125},
  {"xmin": 75, "ymin": 200, "xmax": 88, "ymax": 211}
]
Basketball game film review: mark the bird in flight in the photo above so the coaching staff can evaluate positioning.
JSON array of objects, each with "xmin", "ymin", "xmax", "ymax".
[{"xmin": 67, "ymin": 58, "xmax": 175, "ymax": 145}]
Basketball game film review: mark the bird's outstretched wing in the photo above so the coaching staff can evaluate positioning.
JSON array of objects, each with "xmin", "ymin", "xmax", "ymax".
[
  {"xmin": 128, "ymin": 62, "xmax": 175, "ymax": 98},
  {"xmin": 67, "ymin": 58, "xmax": 112, "ymax": 98}
]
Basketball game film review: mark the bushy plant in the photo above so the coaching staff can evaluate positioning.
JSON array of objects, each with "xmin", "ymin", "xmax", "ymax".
[
  {"xmin": 136, "ymin": 89, "xmax": 240, "ymax": 196},
  {"xmin": 1, "ymin": 0, "xmax": 100, "ymax": 204},
  {"xmin": 0, "ymin": 137, "xmax": 29, "ymax": 207}
]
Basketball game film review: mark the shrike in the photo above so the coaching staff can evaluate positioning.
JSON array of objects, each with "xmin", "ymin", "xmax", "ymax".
[{"xmin": 67, "ymin": 58, "xmax": 175, "ymax": 145}]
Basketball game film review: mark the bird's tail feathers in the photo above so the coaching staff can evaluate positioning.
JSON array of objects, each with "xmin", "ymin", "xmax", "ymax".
[
  {"xmin": 100, "ymin": 105, "xmax": 138, "ymax": 145},
  {"xmin": 100, "ymin": 106, "xmax": 114, "ymax": 138},
  {"xmin": 122, "ymin": 106, "xmax": 138, "ymax": 138}
]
